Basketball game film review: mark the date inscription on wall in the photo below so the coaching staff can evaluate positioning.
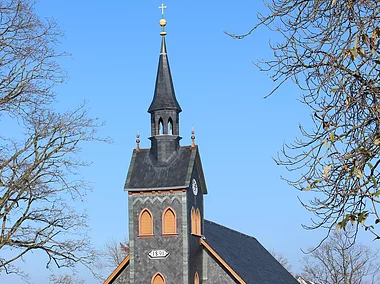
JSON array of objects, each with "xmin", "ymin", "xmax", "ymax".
[{"xmin": 148, "ymin": 249, "xmax": 169, "ymax": 259}]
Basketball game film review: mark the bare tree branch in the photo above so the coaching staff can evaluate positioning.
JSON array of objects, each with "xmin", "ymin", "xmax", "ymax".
[
  {"xmin": 301, "ymin": 228, "xmax": 380, "ymax": 284},
  {"xmin": 0, "ymin": 0, "xmax": 107, "ymax": 279},
  {"xmin": 229, "ymin": 0, "xmax": 380, "ymax": 241}
]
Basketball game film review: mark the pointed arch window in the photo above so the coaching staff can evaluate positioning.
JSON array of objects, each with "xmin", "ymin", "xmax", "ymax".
[
  {"xmin": 158, "ymin": 118, "xmax": 164, "ymax": 135},
  {"xmin": 194, "ymin": 272, "xmax": 200, "ymax": 284},
  {"xmin": 162, "ymin": 207, "xmax": 177, "ymax": 235},
  {"xmin": 191, "ymin": 207, "xmax": 196, "ymax": 235},
  {"xmin": 168, "ymin": 117, "xmax": 173, "ymax": 135},
  {"xmin": 151, "ymin": 272, "xmax": 166, "ymax": 284},
  {"xmin": 139, "ymin": 208, "xmax": 153, "ymax": 237},
  {"xmin": 196, "ymin": 208, "xmax": 201, "ymax": 235}
]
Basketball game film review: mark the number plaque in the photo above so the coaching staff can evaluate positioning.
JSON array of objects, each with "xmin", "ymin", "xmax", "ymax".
[{"xmin": 148, "ymin": 249, "xmax": 169, "ymax": 259}]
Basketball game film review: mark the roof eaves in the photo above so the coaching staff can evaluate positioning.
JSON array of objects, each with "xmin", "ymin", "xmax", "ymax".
[
  {"xmin": 104, "ymin": 255, "xmax": 130, "ymax": 284},
  {"xmin": 124, "ymin": 149, "xmax": 139, "ymax": 191},
  {"xmin": 201, "ymin": 239, "xmax": 246, "ymax": 284},
  {"xmin": 127, "ymin": 185, "xmax": 187, "ymax": 192},
  {"xmin": 184, "ymin": 147, "xmax": 197, "ymax": 187},
  {"xmin": 184, "ymin": 146, "xmax": 207, "ymax": 194},
  {"xmin": 195, "ymin": 148, "xmax": 207, "ymax": 194}
]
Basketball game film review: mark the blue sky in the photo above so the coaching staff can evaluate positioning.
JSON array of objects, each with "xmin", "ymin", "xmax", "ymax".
[{"xmin": 2, "ymin": 1, "xmax": 379, "ymax": 283}]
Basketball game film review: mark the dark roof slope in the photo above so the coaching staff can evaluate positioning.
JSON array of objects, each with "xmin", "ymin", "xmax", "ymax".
[
  {"xmin": 124, "ymin": 146, "xmax": 207, "ymax": 193},
  {"xmin": 204, "ymin": 220, "xmax": 298, "ymax": 284},
  {"xmin": 148, "ymin": 37, "xmax": 181, "ymax": 113}
]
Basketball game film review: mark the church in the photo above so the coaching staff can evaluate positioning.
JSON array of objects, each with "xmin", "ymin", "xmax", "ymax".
[{"xmin": 105, "ymin": 6, "xmax": 298, "ymax": 284}]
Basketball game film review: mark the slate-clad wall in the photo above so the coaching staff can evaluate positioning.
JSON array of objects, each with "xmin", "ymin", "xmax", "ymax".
[
  {"xmin": 187, "ymin": 160, "xmax": 204, "ymax": 283},
  {"xmin": 151, "ymin": 109, "xmax": 180, "ymax": 136},
  {"xmin": 128, "ymin": 191, "xmax": 185, "ymax": 284},
  {"xmin": 113, "ymin": 265, "xmax": 130, "ymax": 284},
  {"xmin": 203, "ymin": 251, "xmax": 237, "ymax": 284}
]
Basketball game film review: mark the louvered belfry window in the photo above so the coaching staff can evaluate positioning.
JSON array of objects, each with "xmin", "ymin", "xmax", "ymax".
[
  {"xmin": 139, "ymin": 209, "xmax": 153, "ymax": 236},
  {"xmin": 152, "ymin": 272, "xmax": 165, "ymax": 284},
  {"xmin": 163, "ymin": 207, "xmax": 176, "ymax": 235}
]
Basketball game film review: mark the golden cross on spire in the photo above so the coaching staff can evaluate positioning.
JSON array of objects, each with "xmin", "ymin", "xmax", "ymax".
[
  {"xmin": 158, "ymin": 3, "xmax": 167, "ymax": 36},
  {"xmin": 159, "ymin": 3, "xmax": 167, "ymax": 17}
]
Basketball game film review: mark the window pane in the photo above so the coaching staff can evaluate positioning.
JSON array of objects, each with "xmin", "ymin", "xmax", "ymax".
[
  {"xmin": 140, "ymin": 210, "xmax": 153, "ymax": 235},
  {"xmin": 163, "ymin": 208, "xmax": 176, "ymax": 234}
]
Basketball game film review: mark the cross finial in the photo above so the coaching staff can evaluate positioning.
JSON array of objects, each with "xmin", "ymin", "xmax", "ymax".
[
  {"xmin": 136, "ymin": 130, "xmax": 141, "ymax": 152},
  {"xmin": 158, "ymin": 3, "xmax": 167, "ymax": 36},
  {"xmin": 191, "ymin": 125, "xmax": 196, "ymax": 148},
  {"xmin": 159, "ymin": 3, "xmax": 167, "ymax": 17}
]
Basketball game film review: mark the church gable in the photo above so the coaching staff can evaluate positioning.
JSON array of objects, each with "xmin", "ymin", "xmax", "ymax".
[{"xmin": 104, "ymin": 256, "xmax": 130, "ymax": 284}]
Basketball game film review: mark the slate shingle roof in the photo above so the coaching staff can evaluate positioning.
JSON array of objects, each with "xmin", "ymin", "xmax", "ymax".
[
  {"xmin": 124, "ymin": 146, "xmax": 207, "ymax": 193},
  {"xmin": 148, "ymin": 37, "xmax": 181, "ymax": 113},
  {"xmin": 204, "ymin": 220, "xmax": 298, "ymax": 284}
]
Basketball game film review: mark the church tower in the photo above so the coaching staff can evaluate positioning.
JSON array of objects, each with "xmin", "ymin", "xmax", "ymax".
[
  {"xmin": 105, "ymin": 5, "xmax": 299, "ymax": 284},
  {"xmin": 123, "ymin": 7, "xmax": 207, "ymax": 284}
]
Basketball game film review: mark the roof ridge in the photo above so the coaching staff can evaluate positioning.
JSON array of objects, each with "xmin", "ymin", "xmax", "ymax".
[
  {"xmin": 135, "ymin": 146, "xmax": 194, "ymax": 152},
  {"xmin": 204, "ymin": 219, "xmax": 258, "ymax": 241}
]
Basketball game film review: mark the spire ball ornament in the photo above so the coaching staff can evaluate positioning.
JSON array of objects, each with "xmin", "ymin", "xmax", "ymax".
[{"xmin": 159, "ymin": 18, "xmax": 167, "ymax": 27}]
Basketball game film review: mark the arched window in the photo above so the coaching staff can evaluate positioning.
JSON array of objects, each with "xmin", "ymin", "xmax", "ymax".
[
  {"xmin": 162, "ymin": 207, "xmax": 176, "ymax": 235},
  {"xmin": 196, "ymin": 209, "xmax": 201, "ymax": 235},
  {"xmin": 139, "ymin": 209, "xmax": 153, "ymax": 236},
  {"xmin": 194, "ymin": 272, "xmax": 200, "ymax": 284},
  {"xmin": 158, "ymin": 118, "xmax": 164, "ymax": 135},
  {"xmin": 191, "ymin": 207, "xmax": 196, "ymax": 235},
  {"xmin": 168, "ymin": 117, "xmax": 173, "ymax": 135},
  {"xmin": 151, "ymin": 272, "xmax": 166, "ymax": 284}
]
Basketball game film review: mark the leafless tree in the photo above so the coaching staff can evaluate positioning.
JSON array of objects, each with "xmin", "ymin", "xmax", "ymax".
[
  {"xmin": 49, "ymin": 274, "xmax": 85, "ymax": 284},
  {"xmin": 228, "ymin": 1, "xmax": 380, "ymax": 240},
  {"xmin": 300, "ymin": 229, "xmax": 380, "ymax": 284},
  {"xmin": 0, "ymin": 0, "xmax": 105, "ymax": 279},
  {"xmin": 102, "ymin": 238, "xmax": 129, "ymax": 268}
]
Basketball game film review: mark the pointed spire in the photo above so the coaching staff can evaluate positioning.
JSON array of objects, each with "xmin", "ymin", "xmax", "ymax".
[
  {"xmin": 160, "ymin": 36, "xmax": 167, "ymax": 55},
  {"xmin": 148, "ymin": 6, "xmax": 181, "ymax": 114}
]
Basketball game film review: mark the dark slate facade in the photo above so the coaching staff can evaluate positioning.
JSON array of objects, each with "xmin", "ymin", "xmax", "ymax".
[
  {"xmin": 105, "ymin": 15, "xmax": 297, "ymax": 284},
  {"xmin": 128, "ymin": 191, "xmax": 185, "ymax": 283}
]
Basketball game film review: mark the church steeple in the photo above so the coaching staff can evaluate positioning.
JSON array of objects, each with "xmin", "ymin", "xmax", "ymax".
[
  {"xmin": 148, "ymin": 36, "xmax": 181, "ymax": 115},
  {"xmin": 148, "ymin": 7, "xmax": 182, "ymax": 164}
]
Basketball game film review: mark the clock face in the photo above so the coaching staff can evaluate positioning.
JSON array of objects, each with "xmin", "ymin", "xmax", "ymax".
[{"xmin": 192, "ymin": 178, "xmax": 198, "ymax": 196}]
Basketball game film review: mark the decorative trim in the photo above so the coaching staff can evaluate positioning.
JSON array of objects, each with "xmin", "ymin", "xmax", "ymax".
[
  {"xmin": 201, "ymin": 239, "xmax": 246, "ymax": 284},
  {"xmin": 104, "ymin": 255, "xmax": 130, "ymax": 284},
  {"xmin": 132, "ymin": 195, "xmax": 181, "ymax": 206},
  {"xmin": 137, "ymin": 234, "xmax": 154, "ymax": 238}
]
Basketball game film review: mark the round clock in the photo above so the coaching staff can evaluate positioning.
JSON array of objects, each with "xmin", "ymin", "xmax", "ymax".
[{"xmin": 192, "ymin": 178, "xmax": 198, "ymax": 196}]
